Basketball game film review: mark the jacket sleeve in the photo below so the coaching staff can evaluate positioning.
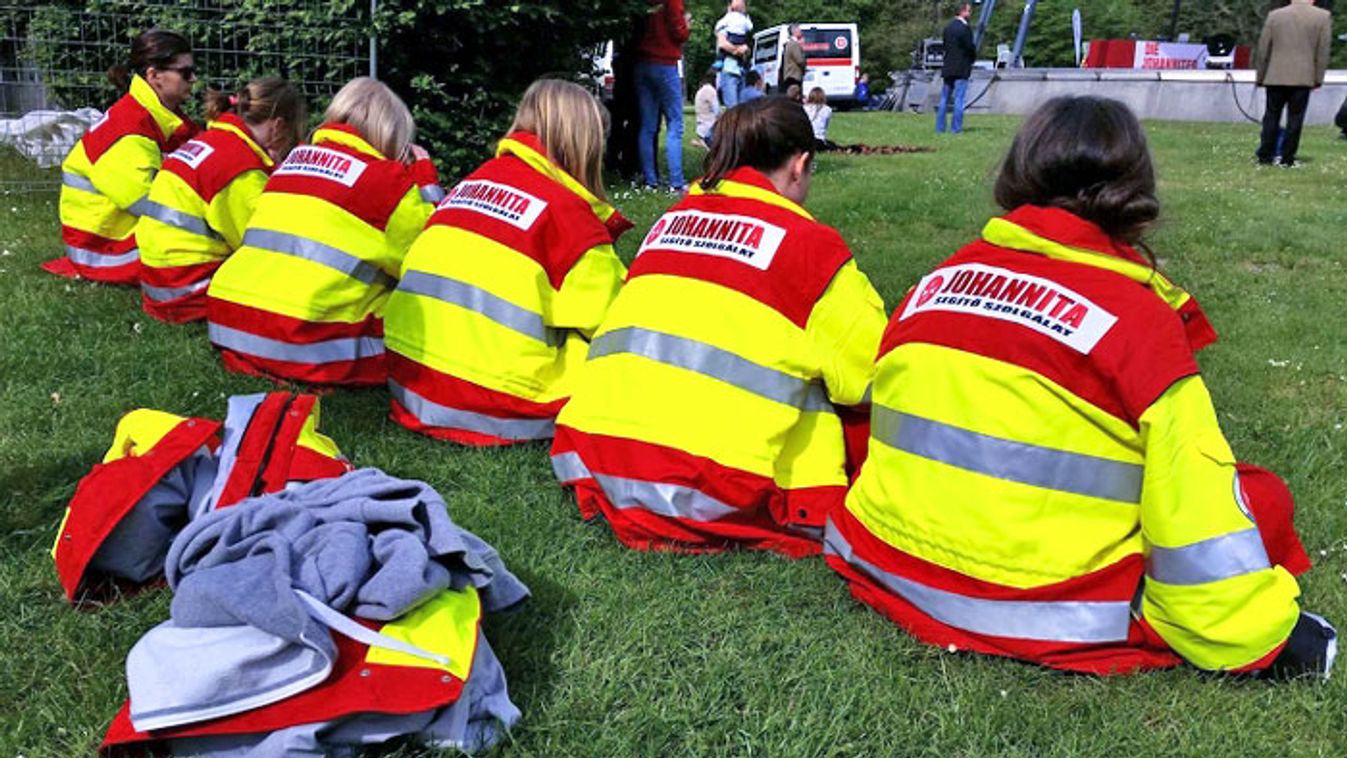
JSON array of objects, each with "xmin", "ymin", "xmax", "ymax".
[
  {"xmin": 667, "ymin": 0, "xmax": 690, "ymax": 45},
  {"xmin": 382, "ymin": 185, "xmax": 437, "ymax": 277},
  {"xmin": 204, "ymin": 169, "xmax": 268, "ymax": 250},
  {"xmin": 1137, "ymin": 375, "xmax": 1303, "ymax": 671},
  {"xmin": 549, "ymin": 244, "xmax": 627, "ymax": 339},
  {"xmin": 1255, "ymin": 18, "xmax": 1273, "ymax": 84},
  {"xmin": 88, "ymin": 134, "xmax": 161, "ymax": 211},
  {"xmin": 1315, "ymin": 14, "xmax": 1331, "ymax": 86},
  {"xmin": 805, "ymin": 260, "xmax": 887, "ymax": 407}
]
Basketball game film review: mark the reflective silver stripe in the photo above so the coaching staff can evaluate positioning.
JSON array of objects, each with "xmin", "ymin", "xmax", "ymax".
[
  {"xmin": 66, "ymin": 245, "xmax": 138, "ymax": 268},
  {"xmin": 388, "ymin": 379, "xmax": 555, "ymax": 441},
  {"xmin": 1147, "ymin": 528, "xmax": 1270, "ymax": 585},
  {"xmin": 208, "ymin": 323, "xmax": 384, "ymax": 364},
  {"xmin": 62, "ymin": 171, "xmax": 100, "ymax": 194},
  {"xmin": 420, "ymin": 184, "xmax": 446, "ymax": 204},
  {"xmin": 242, "ymin": 228, "xmax": 395, "ymax": 289},
  {"xmin": 550, "ymin": 445, "xmax": 740, "ymax": 522},
  {"xmin": 589, "ymin": 326, "xmax": 832, "ymax": 411},
  {"xmin": 594, "ymin": 472, "xmax": 740, "ymax": 522},
  {"xmin": 551, "ymin": 451, "xmax": 591, "ymax": 483},
  {"xmin": 398, "ymin": 270, "xmax": 560, "ymax": 346},
  {"xmin": 138, "ymin": 199, "xmax": 221, "ymax": 240},
  {"xmin": 143, "ymin": 279, "xmax": 210, "ymax": 302},
  {"xmin": 824, "ymin": 519, "xmax": 1132, "ymax": 643},
  {"xmin": 872, "ymin": 406, "xmax": 1144, "ymax": 503},
  {"xmin": 127, "ymin": 195, "xmax": 153, "ymax": 218}
]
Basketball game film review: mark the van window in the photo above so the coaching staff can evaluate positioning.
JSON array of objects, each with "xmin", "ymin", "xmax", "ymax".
[
  {"xmin": 752, "ymin": 33, "xmax": 778, "ymax": 66},
  {"xmin": 800, "ymin": 28, "xmax": 853, "ymax": 61}
]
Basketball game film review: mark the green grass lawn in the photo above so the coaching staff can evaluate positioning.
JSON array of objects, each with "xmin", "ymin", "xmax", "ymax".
[{"xmin": 3, "ymin": 111, "xmax": 1347, "ymax": 756}]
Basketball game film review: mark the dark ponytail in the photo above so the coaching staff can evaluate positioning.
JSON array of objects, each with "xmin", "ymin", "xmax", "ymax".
[
  {"xmin": 203, "ymin": 77, "xmax": 307, "ymax": 154},
  {"xmin": 700, "ymin": 97, "xmax": 815, "ymax": 191},
  {"xmin": 993, "ymin": 96, "xmax": 1159, "ymax": 244},
  {"xmin": 203, "ymin": 89, "xmax": 233, "ymax": 121},
  {"xmin": 107, "ymin": 29, "xmax": 192, "ymax": 94}
]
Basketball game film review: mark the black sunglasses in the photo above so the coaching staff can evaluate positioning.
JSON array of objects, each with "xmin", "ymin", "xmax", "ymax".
[{"xmin": 157, "ymin": 64, "xmax": 198, "ymax": 80}]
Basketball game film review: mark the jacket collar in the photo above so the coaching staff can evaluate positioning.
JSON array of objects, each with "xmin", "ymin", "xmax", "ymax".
[
  {"xmin": 208, "ymin": 113, "xmax": 274, "ymax": 169},
  {"xmin": 688, "ymin": 166, "xmax": 814, "ymax": 220},
  {"xmin": 496, "ymin": 130, "xmax": 633, "ymax": 241},
  {"xmin": 129, "ymin": 73, "xmax": 187, "ymax": 142},
  {"xmin": 983, "ymin": 205, "xmax": 1217, "ymax": 350},
  {"xmin": 311, "ymin": 123, "xmax": 386, "ymax": 160}
]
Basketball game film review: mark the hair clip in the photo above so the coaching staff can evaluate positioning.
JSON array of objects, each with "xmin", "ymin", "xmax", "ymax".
[{"xmin": 229, "ymin": 94, "xmax": 239, "ymax": 106}]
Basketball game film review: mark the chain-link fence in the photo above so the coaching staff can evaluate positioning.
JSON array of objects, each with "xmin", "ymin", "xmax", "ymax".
[{"xmin": 0, "ymin": 1, "xmax": 372, "ymax": 192}]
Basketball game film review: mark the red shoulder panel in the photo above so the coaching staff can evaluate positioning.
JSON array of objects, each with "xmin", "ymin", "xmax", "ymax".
[
  {"xmin": 263, "ymin": 141, "xmax": 414, "ymax": 232},
  {"xmin": 424, "ymin": 155, "xmax": 614, "ymax": 289},
  {"xmin": 161, "ymin": 128, "xmax": 267, "ymax": 203},
  {"xmin": 80, "ymin": 94, "xmax": 161, "ymax": 164},
  {"xmin": 880, "ymin": 241, "xmax": 1199, "ymax": 425},
  {"xmin": 627, "ymin": 193, "xmax": 853, "ymax": 328}
]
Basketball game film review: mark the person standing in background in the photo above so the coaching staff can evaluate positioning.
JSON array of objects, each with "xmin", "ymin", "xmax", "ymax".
[
  {"xmin": 936, "ymin": 3, "xmax": 975, "ymax": 134},
  {"xmin": 1254, "ymin": 0, "xmax": 1333, "ymax": 167},
  {"xmin": 635, "ymin": 0, "xmax": 691, "ymax": 191},
  {"xmin": 715, "ymin": 0, "xmax": 753, "ymax": 107},
  {"xmin": 780, "ymin": 23, "xmax": 806, "ymax": 95}
]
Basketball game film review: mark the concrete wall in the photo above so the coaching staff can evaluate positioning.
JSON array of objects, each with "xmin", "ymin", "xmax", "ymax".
[{"xmin": 897, "ymin": 69, "xmax": 1347, "ymax": 125}]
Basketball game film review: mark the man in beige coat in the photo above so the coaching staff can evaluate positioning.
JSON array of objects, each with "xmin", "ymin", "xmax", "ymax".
[
  {"xmin": 1255, "ymin": 0, "xmax": 1333, "ymax": 166},
  {"xmin": 781, "ymin": 24, "xmax": 806, "ymax": 96}
]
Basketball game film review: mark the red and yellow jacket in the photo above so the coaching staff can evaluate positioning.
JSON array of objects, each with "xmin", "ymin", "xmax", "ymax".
[
  {"xmin": 384, "ymin": 131, "xmax": 632, "ymax": 446},
  {"xmin": 551, "ymin": 167, "xmax": 886, "ymax": 557},
  {"xmin": 52, "ymin": 393, "xmax": 350, "ymax": 602},
  {"xmin": 829, "ymin": 205, "xmax": 1304, "ymax": 674},
  {"xmin": 205, "ymin": 124, "xmax": 440, "ymax": 386},
  {"xmin": 49, "ymin": 74, "xmax": 197, "ymax": 285},
  {"xmin": 136, "ymin": 113, "xmax": 275, "ymax": 323}
]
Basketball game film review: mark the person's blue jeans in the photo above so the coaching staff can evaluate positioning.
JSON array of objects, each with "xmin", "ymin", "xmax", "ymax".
[
  {"xmin": 935, "ymin": 77, "xmax": 969, "ymax": 134},
  {"xmin": 635, "ymin": 61, "xmax": 685, "ymax": 189},
  {"xmin": 718, "ymin": 70, "xmax": 744, "ymax": 109}
]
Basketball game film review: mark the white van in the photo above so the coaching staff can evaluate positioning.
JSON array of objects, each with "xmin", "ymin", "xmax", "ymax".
[{"xmin": 752, "ymin": 23, "xmax": 860, "ymax": 104}]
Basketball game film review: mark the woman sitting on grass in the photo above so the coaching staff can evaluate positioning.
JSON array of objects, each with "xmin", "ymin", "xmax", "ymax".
[
  {"xmin": 550, "ymin": 96, "xmax": 887, "ymax": 557},
  {"xmin": 137, "ymin": 78, "xmax": 306, "ymax": 323},
  {"xmin": 48, "ymin": 29, "xmax": 199, "ymax": 285},
  {"xmin": 803, "ymin": 87, "xmax": 835, "ymax": 152},
  {"xmin": 382, "ymin": 79, "xmax": 631, "ymax": 445},
  {"xmin": 827, "ymin": 95, "xmax": 1336, "ymax": 677},
  {"xmin": 205, "ymin": 77, "xmax": 441, "ymax": 386}
]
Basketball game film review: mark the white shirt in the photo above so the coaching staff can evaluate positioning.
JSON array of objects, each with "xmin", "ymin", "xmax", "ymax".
[{"xmin": 804, "ymin": 103, "xmax": 832, "ymax": 141}]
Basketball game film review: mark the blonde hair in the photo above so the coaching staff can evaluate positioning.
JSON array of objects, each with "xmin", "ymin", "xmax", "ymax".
[
  {"xmin": 508, "ymin": 79, "xmax": 608, "ymax": 200},
  {"xmin": 323, "ymin": 77, "xmax": 415, "ymax": 160}
]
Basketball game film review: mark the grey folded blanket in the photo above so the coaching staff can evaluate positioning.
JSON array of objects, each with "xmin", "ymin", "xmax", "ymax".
[{"xmin": 127, "ymin": 468, "xmax": 528, "ymax": 733}]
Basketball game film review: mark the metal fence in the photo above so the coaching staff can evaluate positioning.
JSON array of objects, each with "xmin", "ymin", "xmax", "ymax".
[{"xmin": 0, "ymin": 1, "xmax": 372, "ymax": 191}]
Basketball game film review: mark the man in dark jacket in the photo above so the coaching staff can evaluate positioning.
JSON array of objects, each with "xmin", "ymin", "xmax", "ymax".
[
  {"xmin": 780, "ymin": 24, "xmax": 806, "ymax": 94},
  {"xmin": 936, "ymin": 2, "xmax": 975, "ymax": 134}
]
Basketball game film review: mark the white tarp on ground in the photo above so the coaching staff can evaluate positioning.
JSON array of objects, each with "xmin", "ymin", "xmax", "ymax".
[{"xmin": 0, "ymin": 108, "xmax": 101, "ymax": 167}]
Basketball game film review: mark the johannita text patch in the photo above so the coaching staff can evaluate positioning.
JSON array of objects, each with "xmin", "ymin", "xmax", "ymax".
[
  {"xmin": 166, "ymin": 140, "xmax": 214, "ymax": 170},
  {"xmin": 437, "ymin": 179, "xmax": 547, "ymax": 230},
  {"xmin": 273, "ymin": 146, "xmax": 368, "ymax": 187},
  {"xmin": 900, "ymin": 262, "xmax": 1118, "ymax": 354},
  {"xmin": 637, "ymin": 210, "xmax": 786, "ymax": 271}
]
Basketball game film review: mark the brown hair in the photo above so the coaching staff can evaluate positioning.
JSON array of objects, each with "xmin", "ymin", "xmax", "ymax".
[
  {"xmin": 508, "ymin": 79, "xmax": 609, "ymax": 200},
  {"xmin": 204, "ymin": 77, "xmax": 307, "ymax": 154},
  {"xmin": 107, "ymin": 29, "xmax": 192, "ymax": 94},
  {"xmin": 806, "ymin": 87, "xmax": 826, "ymax": 105},
  {"xmin": 701, "ymin": 97, "xmax": 815, "ymax": 190},
  {"xmin": 324, "ymin": 77, "xmax": 415, "ymax": 161},
  {"xmin": 994, "ymin": 96, "xmax": 1159, "ymax": 244}
]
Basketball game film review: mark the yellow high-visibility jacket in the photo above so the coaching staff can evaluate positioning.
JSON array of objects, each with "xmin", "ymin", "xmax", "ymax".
[
  {"xmin": 50, "ymin": 74, "xmax": 197, "ymax": 284},
  {"xmin": 137, "ymin": 113, "xmax": 274, "ymax": 323},
  {"xmin": 830, "ymin": 204, "xmax": 1306, "ymax": 674},
  {"xmin": 551, "ymin": 166, "xmax": 887, "ymax": 557},
  {"xmin": 384, "ymin": 130, "xmax": 632, "ymax": 446},
  {"xmin": 205, "ymin": 124, "xmax": 440, "ymax": 386}
]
